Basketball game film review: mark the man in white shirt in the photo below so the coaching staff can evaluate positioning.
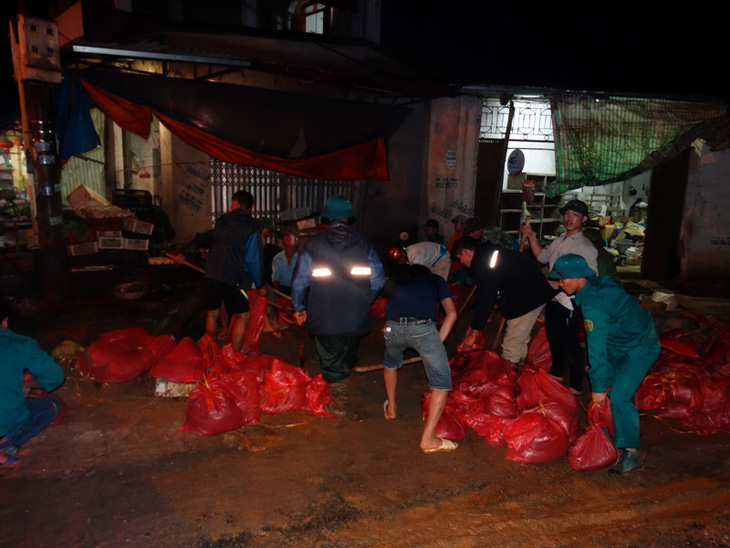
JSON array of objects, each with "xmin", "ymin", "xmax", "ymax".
[{"xmin": 522, "ymin": 199, "xmax": 598, "ymax": 395}]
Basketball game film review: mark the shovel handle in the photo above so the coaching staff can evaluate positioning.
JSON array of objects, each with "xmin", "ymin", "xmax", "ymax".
[{"xmin": 164, "ymin": 250, "xmax": 205, "ymax": 274}]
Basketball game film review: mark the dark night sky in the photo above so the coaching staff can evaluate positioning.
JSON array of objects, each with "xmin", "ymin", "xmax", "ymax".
[
  {"xmin": 379, "ymin": 2, "xmax": 730, "ymax": 100},
  {"xmin": 2, "ymin": 0, "xmax": 729, "ymax": 125}
]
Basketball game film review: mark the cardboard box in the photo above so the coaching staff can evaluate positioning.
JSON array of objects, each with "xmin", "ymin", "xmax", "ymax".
[
  {"xmin": 67, "ymin": 242, "xmax": 98, "ymax": 256},
  {"xmin": 123, "ymin": 217, "xmax": 154, "ymax": 236},
  {"xmin": 123, "ymin": 238, "xmax": 149, "ymax": 251},
  {"xmin": 98, "ymin": 236, "xmax": 124, "ymax": 249},
  {"xmin": 67, "ymin": 184, "xmax": 110, "ymax": 210}
]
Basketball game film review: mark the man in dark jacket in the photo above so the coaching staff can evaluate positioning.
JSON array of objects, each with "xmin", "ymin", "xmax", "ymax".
[
  {"xmin": 291, "ymin": 195, "xmax": 385, "ymax": 415},
  {"xmin": 452, "ymin": 237, "xmax": 554, "ymax": 366},
  {"xmin": 204, "ymin": 190, "xmax": 264, "ymax": 353}
]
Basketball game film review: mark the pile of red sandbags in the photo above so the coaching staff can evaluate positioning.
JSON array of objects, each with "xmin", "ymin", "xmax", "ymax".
[
  {"xmin": 421, "ymin": 326, "xmax": 608, "ymax": 467},
  {"xmin": 77, "ymin": 290, "xmax": 333, "ymax": 436},
  {"xmin": 81, "ymin": 327, "xmax": 176, "ymax": 383},
  {"xmin": 159, "ymin": 335, "xmax": 333, "ymax": 435},
  {"xmin": 426, "ymin": 316, "xmax": 730, "ymax": 468},
  {"xmin": 635, "ymin": 321, "xmax": 730, "ymax": 434}
]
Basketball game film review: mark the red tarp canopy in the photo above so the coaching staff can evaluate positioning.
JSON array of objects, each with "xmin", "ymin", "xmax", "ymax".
[{"xmin": 78, "ymin": 71, "xmax": 410, "ymax": 181}]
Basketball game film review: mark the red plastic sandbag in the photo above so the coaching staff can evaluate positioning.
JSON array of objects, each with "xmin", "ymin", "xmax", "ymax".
[
  {"xmin": 503, "ymin": 413, "xmax": 570, "ymax": 464},
  {"xmin": 214, "ymin": 370, "xmax": 261, "ymax": 425},
  {"xmin": 587, "ymin": 400, "xmax": 615, "ymax": 436},
  {"xmin": 462, "ymin": 412, "xmax": 507, "ymax": 447},
  {"xmin": 478, "ymin": 383, "xmax": 519, "ymax": 419},
  {"xmin": 568, "ymin": 426, "xmax": 619, "ymax": 471},
  {"xmin": 181, "ymin": 379, "xmax": 243, "ymax": 435},
  {"xmin": 369, "ymin": 296, "xmax": 387, "ymax": 319},
  {"xmin": 258, "ymin": 360, "xmax": 312, "ymax": 414},
  {"xmin": 435, "ymin": 411, "xmax": 466, "ymax": 441},
  {"xmin": 517, "ymin": 366, "xmax": 578, "ymax": 412},
  {"xmin": 198, "ymin": 333, "xmax": 223, "ymax": 370},
  {"xmin": 87, "ymin": 329, "xmax": 176, "ymax": 383},
  {"xmin": 656, "ymin": 402, "xmax": 693, "ymax": 420},
  {"xmin": 523, "ymin": 401, "xmax": 579, "ymax": 445},
  {"xmin": 221, "ymin": 354, "xmax": 278, "ymax": 383},
  {"xmin": 689, "ymin": 373, "xmax": 726, "ymax": 413},
  {"xmin": 239, "ymin": 291, "xmax": 267, "ymax": 357},
  {"xmin": 86, "ymin": 329, "xmax": 150, "ymax": 374},
  {"xmin": 306, "ymin": 374, "xmax": 334, "ymax": 417},
  {"xmin": 451, "ymin": 350, "xmax": 516, "ymax": 390},
  {"xmin": 149, "ymin": 337, "xmax": 205, "ymax": 383},
  {"xmin": 681, "ymin": 409, "xmax": 730, "ymax": 435},
  {"xmin": 635, "ymin": 372, "xmax": 670, "ymax": 410},
  {"xmin": 421, "ymin": 391, "xmax": 467, "ymax": 441},
  {"xmin": 448, "ymin": 390, "xmax": 485, "ymax": 418},
  {"xmin": 660, "ymin": 330, "xmax": 701, "ymax": 358},
  {"xmin": 525, "ymin": 326, "xmax": 552, "ymax": 371},
  {"xmin": 276, "ymin": 296, "xmax": 297, "ymax": 325}
]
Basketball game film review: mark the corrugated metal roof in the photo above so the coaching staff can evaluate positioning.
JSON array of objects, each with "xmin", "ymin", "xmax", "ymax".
[{"xmin": 68, "ymin": 30, "xmax": 452, "ymax": 99}]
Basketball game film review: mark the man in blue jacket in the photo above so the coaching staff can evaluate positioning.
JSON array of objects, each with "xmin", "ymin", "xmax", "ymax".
[
  {"xmin": 1, "ymin": 299, "xmax": 65, "ymax": 466},
  {"xmin": 549, "ymin": 254, "xmax": 660, "ymax": 477},
  {"xmin": 204, "ymin": 190, "xmax": 265, "ymax": 353},
  {"xmin": 291, "ymin": 195, "xmax": 385, "ymax": 415}
]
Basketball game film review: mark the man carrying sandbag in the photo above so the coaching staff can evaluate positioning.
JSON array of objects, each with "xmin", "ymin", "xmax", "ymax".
[{"xmin": 548, "ymin": 254, "xmax": 660, "ymax": 477}]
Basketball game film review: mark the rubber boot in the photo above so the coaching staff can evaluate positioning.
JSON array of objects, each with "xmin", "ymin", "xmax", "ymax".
[
  {"xmin": 608, "ymin": 449, "xmax": 642, "ymax": 477},
  {"xmin": 325, "ymin": 380, "xmax": 349, "ymax": 416}
]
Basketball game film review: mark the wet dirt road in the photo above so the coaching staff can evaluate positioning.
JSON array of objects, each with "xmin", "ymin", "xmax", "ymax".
[
  {"xmin": 2, "ymin": 313, "xmax": 730, "ymax": 548},
  {"xmin": 1, "ymin": 265, "xmax": 729, "ymax": 548}
]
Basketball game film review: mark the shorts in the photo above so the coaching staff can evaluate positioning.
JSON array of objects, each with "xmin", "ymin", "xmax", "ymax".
[
  {"xmin": 204, "ymin": 278, "xmax": 250, "ymax": 315},
  {"xmin": 382, "ymin": 319, "xmax": 452, "ymax": 391}
]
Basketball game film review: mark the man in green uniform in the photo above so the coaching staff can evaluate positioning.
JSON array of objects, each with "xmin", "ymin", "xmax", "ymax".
[{"xmin": 548, "ymin": 254, "xmax": 660, "ymax": 477}]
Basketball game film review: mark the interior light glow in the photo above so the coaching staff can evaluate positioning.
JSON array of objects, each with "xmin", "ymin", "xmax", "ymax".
[
  {"xmin": 350, "ymin": 266, "xmax": 371, "ymax": 276},
  {"xmin": 312, "ymin": 267, "xmax": 332, "ymax": 277}
]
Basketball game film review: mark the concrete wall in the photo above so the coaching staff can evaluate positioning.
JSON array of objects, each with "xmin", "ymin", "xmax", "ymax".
[
  {"xmin": 160, "ymin": 129, "xmax": 213, "ymax": 246},
  {"xmin": 680, "ymin": 144, "xmax": 730, "ymax": 285},
  {"xmin": 424, "ymin": 96, "xmax": 482, "ymax": 243}
]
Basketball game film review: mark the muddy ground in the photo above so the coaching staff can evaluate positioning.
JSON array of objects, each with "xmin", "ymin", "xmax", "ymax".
[{"xmin": 1, "ymin": 265, "xmax": 730, "ymax": 547}]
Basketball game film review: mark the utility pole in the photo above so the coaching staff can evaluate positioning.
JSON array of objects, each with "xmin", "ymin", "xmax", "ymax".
[{"xmin": 9, "ymin": 14, "xmax": 68, "ymax": 305}]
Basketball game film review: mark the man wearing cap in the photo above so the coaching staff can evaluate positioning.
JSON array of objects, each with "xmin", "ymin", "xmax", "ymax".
[
  {"xmin": 448, "ymin": 215, "xmax": 468, "ymax": 251},
  {"xmin": 451, "ymin": 237, "xmax": 554, "ymax": 367},
  {"xmin": 522, "ymin": 199, "xmax": 598, "ymax": 395},
  {"xmin": 390, "ymin": 242, "xmax": 451, "ymax": 281},
  {"xmin": 549, "ymin": 254, "xmax": 659, "ymax": 476},
  {"xmin": 463, "ymin": 216, "xmax": 487, "ymax": 241},
  {"xmin": 271, "ymin": 234, "xmax": 300, "ymax": 295},
  {"xmin": 291, "ymin": 195, "xmax": 385, "ymax": 415},
  {"xmin": 204, "ymin": 190, "xmax": 265, "ymax": 353},
  {"xmin": 423, "ymin": 219, "xmax": 444, "ymax": 244}
]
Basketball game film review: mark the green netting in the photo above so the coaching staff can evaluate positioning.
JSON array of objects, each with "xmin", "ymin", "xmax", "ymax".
[{"xmin": 547, "ymin": 95, "xmax": 726, "ymax": 197}]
